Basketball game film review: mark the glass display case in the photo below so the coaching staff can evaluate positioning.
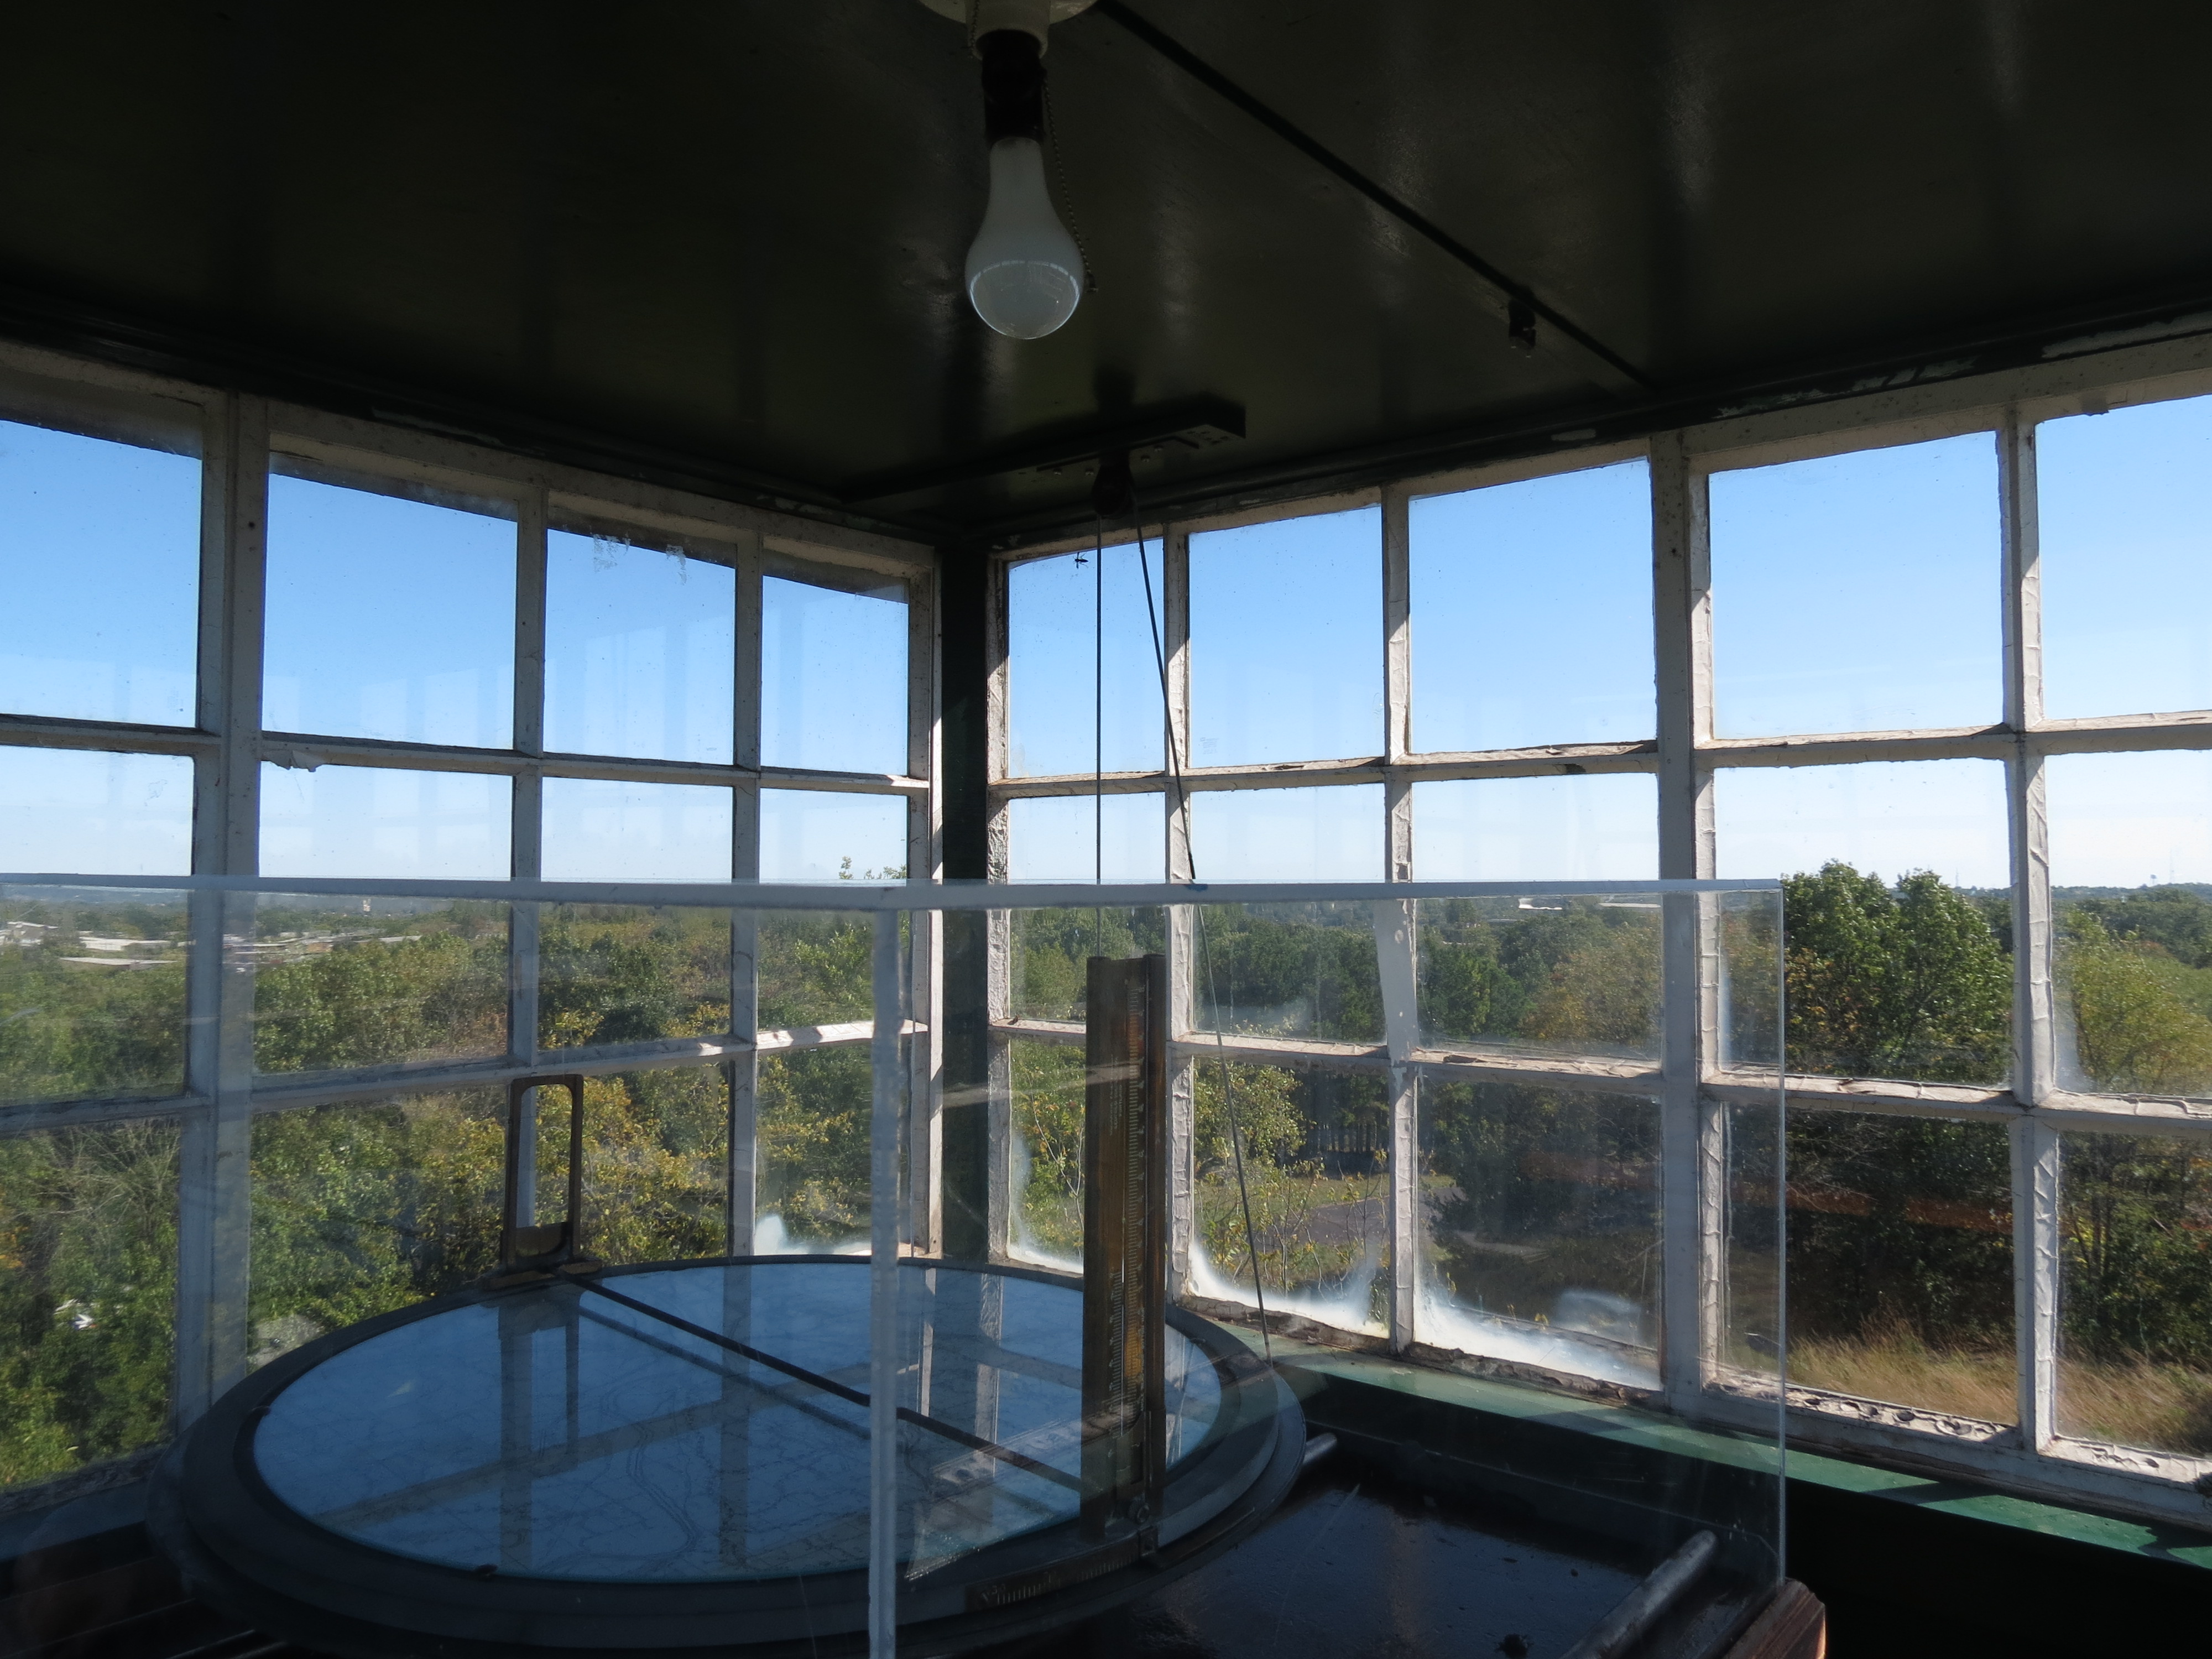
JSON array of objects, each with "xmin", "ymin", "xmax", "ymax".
[{"xmin": 0, "ymin": 872, "xmax": 1785, "ymax": 1658}]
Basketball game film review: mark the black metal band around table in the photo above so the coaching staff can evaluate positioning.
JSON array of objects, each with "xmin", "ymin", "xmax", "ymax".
[{"xmin": 576, "ymin": 1277, "xmax": 1083, "ymax": 1493}]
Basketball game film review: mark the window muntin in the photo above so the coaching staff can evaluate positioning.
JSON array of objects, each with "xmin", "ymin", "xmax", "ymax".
[
  {"xmin": 1710, "ymin": 434, "xmax": 2001, "ymax": 737},
  {"xmin": 760, "ymin": 575, "xmax": 907, "ymax": 775},
  {"xmin": 1188, "ymin": 783, "xmax": 1384, "ymax": 883},
  {"xmin": 1412, "ymin": 774, "xmax": 1657, "ymax": 882},
  {"xmin": 1410, "ymin": 460, "xmax": 1654, "ymax": 752},
  {"xmin": 1190, "ymin": 505, "xmax": 1383, "ymax": 766},
  {"xmin": 543, "ymin": 529, "xmax": 736, "ymax": 766},
  {"xmin": 1007, "ymin": 792, "xmax": 1164, "ymax": 883},
  {"xmin": 0, "ymin": 419, "xmax": 200, "ymax": 727},
  {"xmin": 2039, "ymin": 394, "xmax": 2212, "ymax": 721},
  {"xmin": 2047, "ymin": 750, "xmax": 2212, "ymax": 1098},
  {"xmin": 0, "ymin": 747, "xmax": 194, "ymax": 875},
  {"xmin": 1006, "ymin": 542, "xmax": 1166, "ymax": 778},
  {"xmin": 540, "ymin": 778, "xmax": 734, "ymax": 883},
  {"xmin": 259, "ymin": 763, "xmax": 513, "ymax": 881},
  {"xmin": 263, "ymin": 474, "xmax": 518, "ymax": 749},
  {"xmin": 758, "ymin": 789, "xmax": 907, "ymax": 881}
]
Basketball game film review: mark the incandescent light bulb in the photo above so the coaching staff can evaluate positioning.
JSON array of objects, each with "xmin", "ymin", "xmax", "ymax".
[{"xmin": 966, "ymin": 136, "xmax": 1084, "ymax": 339}]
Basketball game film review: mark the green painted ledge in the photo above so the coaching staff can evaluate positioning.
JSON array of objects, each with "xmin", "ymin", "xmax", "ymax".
[{"xmin": 1228, "ymin": 1327, "xmax": 2212, "ymax": 1573}]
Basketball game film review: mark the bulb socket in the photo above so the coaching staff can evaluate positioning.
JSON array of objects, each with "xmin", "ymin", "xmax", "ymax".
[{"xmin": 979, "ymin": 29, "xmax": 1045, "ymax": 145}]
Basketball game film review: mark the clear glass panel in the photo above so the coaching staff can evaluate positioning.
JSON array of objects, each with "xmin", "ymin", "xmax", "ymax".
[
  {"xmin": 2057, "ymin": 1130, "xmax": 2212, "ymax": 1454},
  {"xmin": 1724, "ymin": 1102, "xmax": 1786, "ymax": 1379},
  {"xmin": 758, "ymin": 910, "xmax": 876, "ymax": 1032},
  {"xmin": 539, "ymin": 905, "xmax": 732, "ymax": 1049},
  {"xmin": 1006, "ymin": 906, "xmax": 1166, "ymax": 1024},
  {"xmin": 0, "ymin": 420, "xmax": 200, "ymax": 726},
  {"xmin": 252, "ymin": 894, "xmax": 507, "ymax": 1074},
  {"xmin": 758, "ymin": 788, "xmax": 906, "ymax": 881},
  {"xmin": 1193, "ymin": 902, "xmax": 1382, "ymax": 1044},
  {"xmin": 1006, "ymin": 540, "xmax": 1166, "ymax": 777},
  {"xmin": 1187, "ymin": 1057, "xmax": 1391, "ymax": 1335},
  {"xmin": 1416, "ymin": 895, "xmax": 1662, "ymax": 1062},
  {"xmin": 1, "ymin": 885, "xmax": 189, "ymax": 1107},
  {"xmin": 755, "ymin": 1044, "xmax": 873, "ymax": 1253},
  {"xmin": 760, "ymin": 575, "xmax": 907, "ymax": 775},
  {"xmin": 0, "ymin": 1117, "xmax": 180, "ymax": 1491},
  {"xmin": 1190, "ymin": 505, "xmax": 1382, "ymax": 765},
  {"xmin": 1782, "ymin": 1112, "xmax": 2015, "ymax": 1421},
  {"xmin": 1711, "ymin": 434, "xmax": 2000, "ymax": 736},
  {"xmin": 540, "ymin": 778, "xmax": 733, "ymax": 882},
  {"xmin": 0, "ymin": 747, "xmax": 194, "ymax": 875},
  {"xmin": 260, "ymin": 763, "xmax": 512, "ymax": 881},
  {"xmin": 248, "ymin": 1087, "xmax": 506, "ymax": 1364},
  {"xmin": 1006, "ymin": 1036, "xmax": 1083, "ymax": 1268},
  {"xmin": 2047, "ymin": 752, "xmax": 2212, "ymax": 1097},
  {"xmin": 1006, "ymin": 792, "xmax": 1164, "ymax": 883},
  {"xmin": 2039, "ymin": 394, "xmax": 2212, "ymax": 719},
  {"xmin": 1412, "ymin": 774, "xmax": 1657, "ymax": 881},
  {"xmin": 543, "ymin": 529, "xmax": 735, "ymax": 764},
  {"xmin": 248, "ymin": 1071, "xmax": 729, "ymax": 1366},
  {"xmin": 1188, "ymin": 782, "xmax": 1384, "ymax": 882},
  {"xmin": 1716, "ymin": 759, "xmax": 2011, "ymax": 1084},
  {"xmin": 1410, "ymin": 460, "xmax": 1654, "ymax": 752},
  {"xmin": 263, "ymin": 474, "xmax": 516, "ymax": 747},
  {"xmin": 1418, "ymin": 1084, "xmax": 1661, "ymax": 1389}
]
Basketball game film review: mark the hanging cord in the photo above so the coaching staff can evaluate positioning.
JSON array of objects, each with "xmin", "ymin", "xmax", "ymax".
[
  {"xmin": 1041, "ymin": 77, "xmax": 1098, "ymax": 294},
  {"xmin": 1131, "ymin": 508, "xmax": 1274, "ymax": 1364}
]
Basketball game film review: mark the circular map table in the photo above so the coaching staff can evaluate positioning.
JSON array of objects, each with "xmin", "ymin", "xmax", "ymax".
[{"xmin": 153, "ymin": 1257, "xmax": 1302, "ymax": 1658}]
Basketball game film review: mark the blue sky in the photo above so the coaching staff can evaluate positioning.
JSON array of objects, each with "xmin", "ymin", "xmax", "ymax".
[{"xmin": 3, "ymin": 416, "xmax": 2209, "ymax": 889}]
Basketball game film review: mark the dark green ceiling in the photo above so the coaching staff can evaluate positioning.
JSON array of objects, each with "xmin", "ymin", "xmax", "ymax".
[{"xmin": 3, "ymin": 2, "xmax": 2210, "ymax": 542}]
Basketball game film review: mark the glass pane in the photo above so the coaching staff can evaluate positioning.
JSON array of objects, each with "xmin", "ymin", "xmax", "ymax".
[
  {"xmin": 541, "ymin": 778, "xmax": 732, "ymax": 882},
  {"xmin": 1006, "ymin": 907, "xmax": 1166, "ymax": 1024},
  {"xmin": 1412, "ymin": 774, "xmax": 1657, "ymax": 881},
  {"xmin": 544, "ymin": 529, "xmax": 735, "ymax": 764},
  {"xmin": 539, "ymin": 905, "xmax": 731, "ymax": 1050},
  {"xmin": 755, "ymin": 1045, "xmax": 873, "ymax": 1253},
  {"xmin": 0, "ymin": 1118, "xmax": 180, "ymax": 1491},
  {"xmin": 248, "ymin": 1072, "xmax": 729, "ymax": 1366},
  {"xmin": 1410, "ymin": 460, "xmax": 1653, "ymax": 752},
  {"xmin": 1006, "ymin": 792, "xmax": 1164, "ymax": 883},
  {"xmin": 1715, "ymin": 761, "xmax": 2011, "ymax": 1083},
  {"xmin": 260, "ymin": 763, "xmax": 511, "ymax": 880},
  {"xmin": 0, "ymin": 747, "xmax": 193, "ymax": 875},
  {"xmin": 758, "ymin": 789, "xmax": 906, "ymax": 881},
  {"xmin": 1, "ymin": 885, "xmax": 189, "ymax": 1107},
  {"xmin": 0, "ymin": 421, "xmax": 199, "ymax": 726},
  {"xmin": 758, "ymin": 911, "xmax": 877, "ymax": 1032},
  {"xmin": 251, "ymin": 894, "xmax": 508, "ymax": 1074},
  {"xmin": 1191, "ymin": 506, "xmax": 1382, "ymax": 765},
  {"xmin": 1187, "ymin": 1058, "xmax": 1390, "ymax": 1335},
  {"xmin": 2039, "ymin": 394, "xmax": 2212, "ymax": 719},
  {"xmin": 1418, "ymin": 1084, "xmax": 1661, "ymax": 1389},
  {"xmin": 1189, "ymin": 783, "xmax": 1384, "ymax": 883},
  {"xmin": 1006, "ymin": 540, "xmax": 1166, "ymax": 777},
  {"xmin": 263, "ymin": 474, "xmax": 515, "ymax": 747},
  {"xmin": 1782, "ymin": 1112, "xmax": 2015, "ymax": 1421},
  {"xmin": 1416, "ymin": 896, "xmax": 1662, "ymax": 1062},
  {"xmin": 2047, "ymin": 752, "xmax": 2212, "ymax": 1097},
  {"xmin": 1006, "ymin": 1036, "xmax": 1083, "ymax": 1269},
  {"xmin": 1194, "ymin": 902, "xmax": 1382, "ymax": 1044},
  {"xmin": 2057, "ymin": 1130, "xmax": 2212, "ymax": 1454},
  {"xmin": 1711, "ymin": 434, "xmax": 2000, "ymax": 736},
  {"xmin": 760, "ymin": 575, "xmax": 907, "ymax": 775}
]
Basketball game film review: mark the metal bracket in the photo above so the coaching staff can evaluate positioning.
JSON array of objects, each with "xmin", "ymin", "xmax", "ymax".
[{"xmin": 491, "ymin": 1073, "xmax": 599, "ymax": 1285}]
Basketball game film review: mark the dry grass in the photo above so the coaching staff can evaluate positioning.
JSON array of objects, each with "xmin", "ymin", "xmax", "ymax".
[
  {"xmin": 1790, "ymin": 1323, "xmax": 2212, "ymax": 1454},
  {"xmin": 1790, "ymin": 1324, "xmax": 2017, "ymax": 1423}
]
